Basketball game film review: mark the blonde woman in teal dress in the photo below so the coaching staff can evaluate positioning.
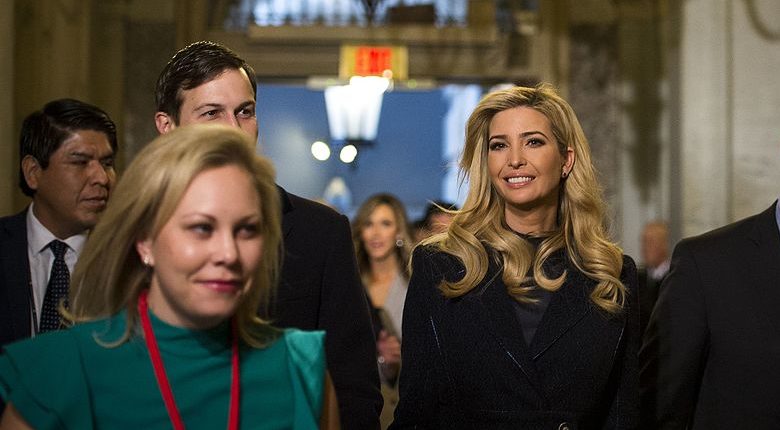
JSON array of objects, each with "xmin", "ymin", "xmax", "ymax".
[{"xmin": 0, "ymin": 125, "xmax": 328, "ymax": 429}]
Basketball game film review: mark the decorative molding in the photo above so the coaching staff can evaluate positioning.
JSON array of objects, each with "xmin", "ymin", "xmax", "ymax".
[
  {"xmin": 744, "ymin": 0, "xmax": 780, "ymax": 41},
  {"xmin": 208, "ymin": 24, "xmax": 539, "ymax": 82}
]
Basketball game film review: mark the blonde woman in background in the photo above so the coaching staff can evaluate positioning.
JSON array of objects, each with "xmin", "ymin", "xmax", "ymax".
[
  {"xmin": 0, "ymin": 125, "xmax": 329, "ymax": 429},
  {"xmin": 352, "ymin": 193, "xmax": 413, "ymax": 429},
  {"xmin": 391, "ymin": 84, "xmax": 639, "ymax": 429}
]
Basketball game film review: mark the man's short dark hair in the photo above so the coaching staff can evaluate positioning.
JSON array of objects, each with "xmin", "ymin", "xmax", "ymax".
[
  {"xmin": 155, "ymin": 41, "xmax": 258, "ymax": 124},
  {"xmin": 421, "ymin": 200, "xmax": 457, "ymax": 228},
  {"xmin": 18, "ymin": 98, "xmax": 118, "ymax": 197}
]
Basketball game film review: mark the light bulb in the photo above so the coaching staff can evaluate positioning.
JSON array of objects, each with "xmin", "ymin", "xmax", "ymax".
[
  {"xmin": 311, "ymin": 141, "xmax": 331, "ymax": 161},
  {"xmin": 339, "ymin": 144, "xmax": 358, "ymax": 163}
]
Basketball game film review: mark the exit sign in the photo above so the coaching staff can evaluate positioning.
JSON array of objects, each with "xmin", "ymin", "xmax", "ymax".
[{"xmin": 339, "ymin": 45, "xmax": 408, "ymax": 80}]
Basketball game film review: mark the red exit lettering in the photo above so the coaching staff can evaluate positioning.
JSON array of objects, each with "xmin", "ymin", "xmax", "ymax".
[{"xmin": 354, "ymin": 47, "xmax": 393, "ymax": 76}]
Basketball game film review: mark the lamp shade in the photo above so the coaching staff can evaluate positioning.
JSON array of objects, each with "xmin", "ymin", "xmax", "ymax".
[{"xmin": 324, "ymin": 76, "xmax": 389, "ymax": 142}]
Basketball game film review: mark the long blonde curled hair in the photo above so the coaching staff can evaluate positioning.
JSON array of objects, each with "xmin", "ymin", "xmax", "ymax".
[
  {"xmin": 65, "ymin": 124, "xmax": 282, "ymax": 346},
  {"xmin": 427, "ymin": 84, "xmax": 626, "ymax": 314}
]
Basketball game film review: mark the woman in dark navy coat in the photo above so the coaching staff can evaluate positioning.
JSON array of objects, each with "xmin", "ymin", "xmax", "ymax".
[{"xmin": 391, "ymin": 84, "xmax": 639, "ymax": 430}]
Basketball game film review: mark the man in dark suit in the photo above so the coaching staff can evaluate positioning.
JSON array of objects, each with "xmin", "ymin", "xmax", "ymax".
[
  {"xmin": 0, "ymin": 99, "xmax": 117, "ymax": 346},
  {"xmin": 640, "ymin": 201, "xmax": 780, "ymax": 429},
  {"xmin": 154, "ymin": 41, "xmax": 382, "ymax": 429}
]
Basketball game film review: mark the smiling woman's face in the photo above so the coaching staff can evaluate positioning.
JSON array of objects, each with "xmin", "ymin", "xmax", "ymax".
[
  {"xmin": 361, "ymin": 204, "xmax": 400, "ymax": 263},
  {"xmin": 137, "ymin": 164, "xmax": 263, "ymax": 329},
  {"xmin": 487, "ymin": 106, "xmax": 573, "ymax": 232}
]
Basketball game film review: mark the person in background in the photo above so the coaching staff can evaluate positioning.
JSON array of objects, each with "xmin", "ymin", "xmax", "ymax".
[
  {"xmin": 637, "ymin": 220, "xmax": 671, "ymax": 334},
  {"xmin": 640, "ymin": 199, "xmax": 780, "ymax": 428},
  {"xmin": 0, "ymin": 125, "xmax": 329, "ymax": 429},
  {"xmin": 154, "ymin": 41, "xmax": 381, "ymax": 429},
  {"xmin": 0, "ymin": 98, "xmax": 117, "ymax": 347},
  {"xmin": 391, "ymin": 84, "xmax": 639, "ymax": 429},
  {"xmin": 351, "ymin": 193, "xmax": 413, "ymax": 429},
  {"xmin": 412, "ymin": 201, "xmax": 457, "ymax": 244}
]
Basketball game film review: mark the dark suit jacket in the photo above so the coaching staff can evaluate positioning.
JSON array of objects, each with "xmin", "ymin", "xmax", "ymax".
[
  {"xmin": 640, "ymin": 202, "xmax": 780, "ymax": 429},
  {"xmin": 392, "ymin": 245, "xmax": 640, "ymax": 429},
  {"xmin": 269, "ymin": 187, "xmax": 382, "ymax": 429},
  {"xmin": 0, "ymin": 209, "xmax": 33, "ymax": 347}
]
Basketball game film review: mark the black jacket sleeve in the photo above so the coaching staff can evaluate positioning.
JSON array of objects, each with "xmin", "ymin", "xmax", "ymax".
[
  {"xmin": 604, "ymin": 256, "xmax": 640, "ymax": 429},
  {"xmin": 320, "ymin": 214, "xmax": 383, "ymax": 429},
  {"xmin": 639, "ymin": 240, "xmax": 708, "ymax": 429},
  {"xmin": 273, "ymin": 191, "xmax": 382, "ymax": 429},
  {"xmin": 390, "ymin": 246, "xmax": 445, "ymax": 429}
]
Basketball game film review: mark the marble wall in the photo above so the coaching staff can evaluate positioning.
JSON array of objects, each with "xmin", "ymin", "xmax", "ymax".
[
  {"xmin": 679, "ymin": 0, "xmax": 780, "ymax": 237},
  {"xmin": 567, "ymin": 24, "xmax": 622, "ymax": 238},
  {"xmin": 3, "ymin": 0, "xmax": 778, "ymax": 247}
]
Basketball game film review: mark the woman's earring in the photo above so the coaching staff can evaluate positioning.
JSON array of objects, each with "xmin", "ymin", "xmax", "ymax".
[
  {"xmin": 562, "ymin": 170, "xmax": 569, "ymax": 178},
  {"xmin": 143, "ymin": 255, "xmax": 151, "ymax": 266},
  {"xmin": 395, "ymin": 238, "xmax": 404, "ymax": 248}
]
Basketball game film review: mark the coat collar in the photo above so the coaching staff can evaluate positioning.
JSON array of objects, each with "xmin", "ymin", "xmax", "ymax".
[
  {"xmin": 746, "ymin": 201, "xmax": 780, "ymax": 333},
  {"xmin": 277, "ymin": 185, "xmax": 294, "ymax": 239},
  {"xmin": 466, "ymin": 249, "xmax": 595, "ymax": 399}
]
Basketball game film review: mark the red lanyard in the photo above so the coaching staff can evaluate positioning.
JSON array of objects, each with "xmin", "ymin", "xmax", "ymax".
[{"xmin": 138, "ymin": 289, "xmax": 240, "ymax": 430}]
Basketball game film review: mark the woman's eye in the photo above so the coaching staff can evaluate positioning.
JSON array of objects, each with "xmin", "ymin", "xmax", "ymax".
[
  {"xmin": 527, "ymin": 138, "xmax": 544, "ymax": 147},
  {"xmin": 190, "ymin": 224, "xmax": 213, "ymax": 235},
  {"xmin": 237, "ymin": 224, "xmax": 260, "ymax": 238},
  {"xmin": 488, "ymin": 142, "xmax": 506, "ymax": 151}
]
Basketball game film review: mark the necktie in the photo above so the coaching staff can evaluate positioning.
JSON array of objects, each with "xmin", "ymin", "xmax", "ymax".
[{"xmin": 39, "ymin": 240, "xmax": 69, "ymax": 332}]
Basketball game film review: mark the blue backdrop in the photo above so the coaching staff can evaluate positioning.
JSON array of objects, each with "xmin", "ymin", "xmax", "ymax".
[{"xmin": 257, "ymin": 83, "xmax": 449, "ymax": 220}]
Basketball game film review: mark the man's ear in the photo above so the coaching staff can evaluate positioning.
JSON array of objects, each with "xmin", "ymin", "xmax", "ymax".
[
  {"xmin": 154, "ymin": 112, "xmax": 176, "ymax": 134},
  {"xmin": 21, "ymin": 155, "xmax": 41, "ymax": 192}
]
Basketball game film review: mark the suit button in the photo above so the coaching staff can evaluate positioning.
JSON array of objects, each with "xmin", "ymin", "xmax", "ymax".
[{"xmin": 558, "ymin": 423, "xmax": 570, "ymax": 430}]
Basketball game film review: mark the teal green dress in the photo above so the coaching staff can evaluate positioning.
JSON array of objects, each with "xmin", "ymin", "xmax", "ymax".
[{"xmin": 0, "ymin": 311, "xmax": 325, "ymax": 429}]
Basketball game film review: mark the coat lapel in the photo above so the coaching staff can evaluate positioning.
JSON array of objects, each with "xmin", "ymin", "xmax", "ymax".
[
  {"xmin": 746, "ymin": 202, "xmax": 780, "ymax": 333},
  {"xmin": 529, "ymin": 270, "xmax": 593, "ymax": 359},
  {"xmin": 467, "ymin": 263, "xmax": 547, "ymax": 400},
  {"xmin": 278, "ymin": 185, "xmax": 294, "ymax": 239},
  {"xmin": 0, "ymin": 210, "xmax": 33, "ymax": 340}
]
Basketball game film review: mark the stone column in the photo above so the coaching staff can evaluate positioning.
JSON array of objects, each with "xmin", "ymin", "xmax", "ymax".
[
  {"xmin": 614, "ymin": 0, "xmax": 672, "ymax": 257},
  {"xmin": 729, "ymin": 0, "xmax": 780, "ymax": 221},
  {"xmin": 678, "ymin": 0, "xmax": 733, "ymax": 236}
]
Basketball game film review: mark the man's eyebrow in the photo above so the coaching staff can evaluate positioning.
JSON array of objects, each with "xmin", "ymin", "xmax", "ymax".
[
  {"xmin": 67, "ymin": 150, "xmax": 97, "ymax": 160},
  {"xmin": 235, "ymin": 101, "xmax": 255, "ymax": 111},
  {"xmin": 67, "ymin": 151, "xmax": 93, "ymax": 158},
  {"xmin": 193, "ymin": 103, "xmax": 224, "ymax": 111}
]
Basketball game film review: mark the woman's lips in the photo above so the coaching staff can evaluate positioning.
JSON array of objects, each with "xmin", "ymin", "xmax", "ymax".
[{"xmin": 199, "ymin": 280, "xmax": 242, "ymax": 293}]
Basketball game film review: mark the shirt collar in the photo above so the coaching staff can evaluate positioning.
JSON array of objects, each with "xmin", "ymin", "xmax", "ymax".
[
  {"xmin": 648, "ymin": 259, "xmax": 671, "ymax": 281},
  {"xmin": 26, "ymin": 203, "xmax": 88, "ymax": 255},
  {"xmin": 775, "ymin": 198, "xmax": 780, "ymax": 236}
]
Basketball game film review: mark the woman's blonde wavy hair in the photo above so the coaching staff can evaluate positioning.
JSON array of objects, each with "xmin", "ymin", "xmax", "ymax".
[
  {"xmin": 65, "ymin": 124, "xmax": 282, "ymax": 347},
  {"xmin": 352, "ymin": 193, "xmax": 414, "ymax": 285},
  {"xmin": 426, "ymin": 84, "xmax": 626, "ymax": 314}
]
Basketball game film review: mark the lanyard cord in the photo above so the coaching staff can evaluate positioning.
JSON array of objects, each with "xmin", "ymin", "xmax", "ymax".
[
  {"xmin": 28, "ymin": 278, "xmax": 39, "ymax": 335},
  {"xmin": 138, "ymin": 289, "xmax": 240, "ymax": 430}
]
